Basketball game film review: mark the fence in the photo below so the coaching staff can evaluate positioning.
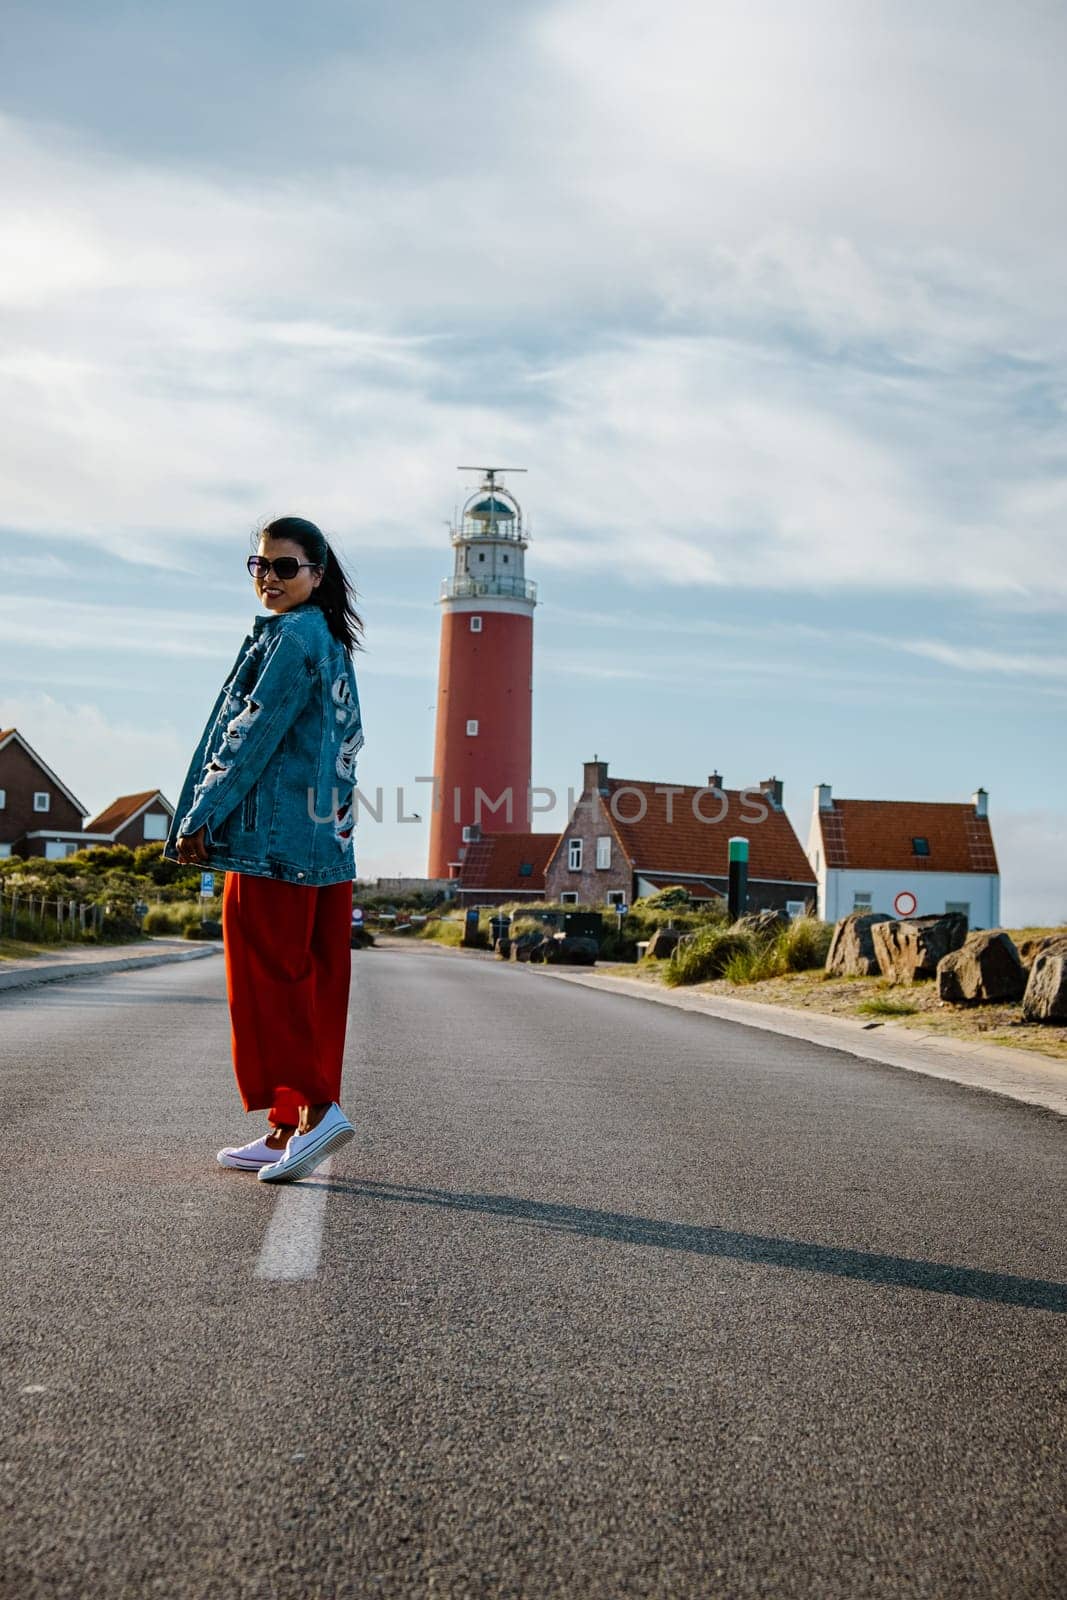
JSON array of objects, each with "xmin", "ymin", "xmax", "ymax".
[{"xmin": 0, "ymin": 883, "xmax": 105, "ymax": 940}]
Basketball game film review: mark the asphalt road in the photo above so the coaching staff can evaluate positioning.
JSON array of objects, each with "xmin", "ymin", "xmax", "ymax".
[{"xmin": 1, "ymin": 945, "xmax": 1064, "ymax": 1600}]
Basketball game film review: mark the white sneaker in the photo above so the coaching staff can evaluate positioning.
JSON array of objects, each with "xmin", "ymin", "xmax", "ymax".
[
  {"xmin": 257, "ymin": 1104, "xmax": 354, "ymax": 1184},
  {"xmin": 217, "ymin": 1134, "xmax": 291, "ymax": 1171}
]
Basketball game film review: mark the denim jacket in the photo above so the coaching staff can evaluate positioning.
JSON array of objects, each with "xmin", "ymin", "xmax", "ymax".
[{"xmin": 164, "ymin": 604, "xmax": 364, "ymax": 886}]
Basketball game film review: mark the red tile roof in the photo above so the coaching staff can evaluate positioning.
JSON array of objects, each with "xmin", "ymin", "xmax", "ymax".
[
  {"xmin": 86, "ymin": 790, "xmax": 170, "ymax": 835},
  {"xmin": 459, "ymin": 832, "xmax": 560, "ymax": 892},
  {"xmin": 604, "ymin": 779, "xmax": 816, "ymax": 884},
  {"xmin": 815, "ymin": 800, "xmax": 998, "ymax": 874}
]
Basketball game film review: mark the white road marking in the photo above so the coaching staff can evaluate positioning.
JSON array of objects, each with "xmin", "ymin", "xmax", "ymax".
[{"xmin": 254, "ymin": 1157, "xmax": 334, "ymax": 1280}]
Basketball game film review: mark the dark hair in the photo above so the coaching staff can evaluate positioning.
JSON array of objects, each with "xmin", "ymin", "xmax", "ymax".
[{"xmin": 255, "ymin": 516, "xmax": 364, "ymax": 653}]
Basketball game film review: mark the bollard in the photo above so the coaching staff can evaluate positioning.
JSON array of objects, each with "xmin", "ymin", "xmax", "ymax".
[{"xmin": 727, "ymin": 836, "xmax": 749, "ymax": 920}]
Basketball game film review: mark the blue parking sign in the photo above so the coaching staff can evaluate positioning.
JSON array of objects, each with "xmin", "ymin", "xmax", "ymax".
[{"xmin": 200, "ymin": 871, "xmax": 215, "ymax": 897}]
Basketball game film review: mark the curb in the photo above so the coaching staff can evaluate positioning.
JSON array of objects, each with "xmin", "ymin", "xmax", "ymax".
[
  {"xmin": 528, "ymin": 966, "xmax": 1067, "ymax": 1118},
  {"xmin": 0, "ymin": 944, "xmax": 222, "ymax": 994}
]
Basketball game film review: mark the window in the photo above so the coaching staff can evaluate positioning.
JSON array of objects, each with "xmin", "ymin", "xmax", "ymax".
[
  {"xmin": 607, "ymin": 890, "xmax": 626, "ymax": 906},
  {"xmin": 478, "ymin": 552, "xmax": 485, "ymax": 562},
  {"xmin": 502, "ymin": 553, "xmax": 508, "ymax": 562},
  {"xmin": 0, "ymin": 844, "xmax": 11, "ymax": 858},
  {"xmin": 945, "ymin": 901, "xmax": 970, "ymax": 918},
  {"xmin": 0, "ymin": 789, "xmax": 5, "ymax": 809},
  {"xmin": 518, "ymin": 862, "xmax": 533, "ymax": 877},
  {"xmin": 33, "ymin": 792, "xmax": 50, "ymax": 813},
  {"xmin": 568, "ymin": 838, "xmax": 583, "ymax": 871},
  {"xmin": 912, "ymin": 837, "xmax": 930, "ymax": 856},
  {"xmin": 466, "ymin": 719, "xmax": 479, "ymax": 736},
  {"xmin": 45, "ymin": 841, "xmax": 69, "ymax": 861},
  {"xmin": 461, "ymin": 825, "xmax": 475, "ymax": 842},
  {"xmin": 560, "ymin": 892, "xmax": 579, "ymax": 904},
  {"xmin": 142, "ymin": 812, "xmax": 168, "ymax": 841},
  {"xmin": 785, "ymin": 900, "xmax": 806, "ymax": 919},
  {"xmin": 469, "ymin": 616, "xmax": 482, "ymax": 632},
  {"xmin": 595, "ymin": 835, "xmax": 611, "ymax": 869},
  {"xmin": 853, "ymin": 891, "xmax": 872, "ymax": 910}
]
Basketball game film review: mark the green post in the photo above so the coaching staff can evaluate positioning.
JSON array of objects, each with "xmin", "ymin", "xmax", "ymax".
[{"xmin": 728, "ymin": 836, "xmax": 749, "ymax": 920}]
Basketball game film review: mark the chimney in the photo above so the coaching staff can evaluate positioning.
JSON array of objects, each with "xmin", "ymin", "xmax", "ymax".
[
  {"xmin": 708, "ymin": 771, "xmax": 723, "ymax": 790},
  {"xmin": 972, "ymin": 787, "xmax": 988, "ymax": 818},
  {"xmin": 583, "ymin": 757, "xmax": 609, "ymax": 796},
  {"xmin": 759, "ymin": 776, "xmax": 783, "ymax": 810},
  {"xmin": 816, "ymin": 782, "xmax": 833, "ymax": 811}
]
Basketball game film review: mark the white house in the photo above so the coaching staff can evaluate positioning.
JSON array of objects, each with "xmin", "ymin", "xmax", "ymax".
[{"xmin": 806, "ymin": 784, "xmax": 999, "ymax": 929}]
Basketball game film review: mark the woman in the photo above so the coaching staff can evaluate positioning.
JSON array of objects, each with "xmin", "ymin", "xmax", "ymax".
[{"xmin": 165, "ymin": 516, "xmax": 365, "ymax": 1184}]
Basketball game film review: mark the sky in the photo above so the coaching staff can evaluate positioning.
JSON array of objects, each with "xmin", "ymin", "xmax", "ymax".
[{"xmin": 1, "ymin": 0, "xmax": 1064, "ymax": 923}]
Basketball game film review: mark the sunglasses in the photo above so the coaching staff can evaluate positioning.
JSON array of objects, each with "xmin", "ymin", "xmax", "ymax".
[{"xmin": 247, "ymin": 555, "xmax": 323, "ymax": 581}]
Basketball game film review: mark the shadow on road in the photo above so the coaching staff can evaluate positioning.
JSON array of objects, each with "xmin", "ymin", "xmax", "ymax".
[{"xmin": 317, "ymin": 1178, "xmax": 1066, "ymax": 1314}]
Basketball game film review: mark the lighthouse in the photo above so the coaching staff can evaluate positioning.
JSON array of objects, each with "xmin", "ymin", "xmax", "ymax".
[{"xmin": 427, "ymin": 468, "xmax": 537, "ymax": 879}]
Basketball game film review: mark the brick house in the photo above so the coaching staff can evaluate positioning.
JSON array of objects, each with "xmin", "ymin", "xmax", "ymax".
[
  {"xmin": 544, "ymin": 759, "xmax": 817, "ymax": 915},
  {"xmin": 85, "ymin": 791, "xmax": 175, "ymax": 850},
  {"xmin": 0, "ymin": 729, "xmax": 174, "ymax": 860},
  {"xmin": 454, "ymin": 828, "xmax": 560, "ymax": 907},
  {"xmin": 806, "ymin": 783, "xmax": 1000, "ymax": 928}
]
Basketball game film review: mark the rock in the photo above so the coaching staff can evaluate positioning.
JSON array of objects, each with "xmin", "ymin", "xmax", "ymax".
[
  {"xmin": 1017, "ymin": 933, "xmax": 1067, "ymax": 970},
  {"xmin": 512, "ymin": 930, "xmax": 546, "ymax": 963},
  {"xmin": 537, "ymin": 934, "xmax": 598, "ymax": 966},
  {"xmin": 872, "ymin": 913, "xmax": 968, "ymax": 983},
  {"xmin": 1021, "ymin": 952, "xmax": 1067, "ymax": 1022},
  {"xmin": 825, "ymin": 912, "xmax": 893, "ymax": 977},
  {"xmin": 733, "ymin": 910, "xmax": 788, "ymax": 942},
  {"xmin": 937, "ymin": 930, "xmax": 1026, "ymax": 1004},
  {"xmin": 646, "ymin": 927, "xmax": 685, "ymax": 960}
]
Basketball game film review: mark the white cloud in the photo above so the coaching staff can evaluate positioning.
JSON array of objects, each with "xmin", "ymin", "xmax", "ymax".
[{"xmin": 0, "ymin": 693, "xmax": 189, "ymax": 819}]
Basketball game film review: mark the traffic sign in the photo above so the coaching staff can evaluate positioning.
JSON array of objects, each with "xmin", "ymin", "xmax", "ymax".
[
  {"xmin": 351, "ymin": 907, "xmax": 364, "ymax": 924},
  {"xmin": 894, "ymin": 890, "xmax": 917, "ymax": 917},
  {"xmin": 200, "ymin": 871, "xmax": 215, "ymax": 898}
]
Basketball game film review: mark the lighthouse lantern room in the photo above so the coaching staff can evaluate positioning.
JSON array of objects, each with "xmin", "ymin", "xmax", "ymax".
[{"xmin": 427, "ymin": 468, "xmax": 537, "ymax": 879}]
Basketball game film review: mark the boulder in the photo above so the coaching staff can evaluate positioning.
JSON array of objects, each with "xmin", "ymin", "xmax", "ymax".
[
  {"xmin": 734, "ymin": 910, "xmax": 788, "ymax": 942},
  {"xmin": 1017, "ymin": 933, "xmax": 1067, "ymax": 970},
  {"xmin": 550, "ymin": 935, "xmax": 599, "ymax": 967},
  {"xmin": 872, "ymin": 913, "xmax": 968, "ymax": 983},
  {"xmin": 646, "ymin": 926, "xmax": 685, "ymax": 960},
  {"xmin": 936, "ymin": 930, "xmax": 1026, "ymax": 1004},
  {"xmin": 825, "ymin": 912, "xmax": 892, "ymax": 977},
  {"xmin": 1021, "ymin": 952, "xmax": 1067, "ymax": 1022}
]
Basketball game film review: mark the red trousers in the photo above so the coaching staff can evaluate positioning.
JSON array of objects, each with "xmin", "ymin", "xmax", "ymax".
[{"xmin": 222, "ymin": 872, "xmax": 352, "ymax": 1127}]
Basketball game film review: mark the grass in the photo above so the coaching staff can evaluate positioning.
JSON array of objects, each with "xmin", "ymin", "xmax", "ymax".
[{"xmin": 856, "ymin": 997, "xmax": 920, "ymax": 1017}]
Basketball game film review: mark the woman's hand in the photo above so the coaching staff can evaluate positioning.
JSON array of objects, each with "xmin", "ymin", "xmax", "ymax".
[{"xmin": 176, "ymin": 827, "xmax": 209, "ymax": 866}]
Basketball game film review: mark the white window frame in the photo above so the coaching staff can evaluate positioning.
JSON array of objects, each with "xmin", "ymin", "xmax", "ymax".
[
  {"xmin": 466, "ymin": 719, "xmax": 479, "ymax": 736},
  {"xmin": 142, "ymin": 812, "xmax": 168, "ymax": 841},
  {"xmin": 595, "ymin": 835, "xmax": 611, "ymax": 869},
  {"xmin": 33, "ymin": 792, "xmax": 51, "ymax": 813},
  {"xmin": 461, "ymin": 825, "xmax": 475, "ymax": 842},
  {"xmin": 469, "ymin": 616, "xmax": 482, "ymax": 632},
  {"xmin": 567, "ymin": 838, "xmax": 583, "ymax": 871},
  {"xmin": 606, "ymin": 890, "xmax": 626, "ymax": 906},
  {"xmin": 0, "ymin": 844, "xmax": 11, "ymax": 858},
  {"xmin": 45, "ymin": 841, "xmax": 68, "ymax": 860},
  {"xmin": 560, "ymin": 891, "xmax": 579, "ymax": 905},
  {"xmin": 785, "ymin": 900, "xmax": 806, "ymax": 919},
  {"xmin": 0, "ymin": 789, "xmax": 6, "ymax": 809},
  {"xmin": 853, "ymin": 891, "xmax": 872, "ymax": 910}
]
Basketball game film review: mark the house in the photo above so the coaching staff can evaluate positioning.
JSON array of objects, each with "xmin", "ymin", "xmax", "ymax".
[
  {"xmin": 544, "ymin": 759, "xmax": 817, "ymax": 915},
  {"xmin": 454, "ymin": 828, "xmax": 560, "ymax": 907},
  {"xmin": 85, "ymin": 790, "xmax": 175, "ymax": 850},
  {"xmin": 806, "ymin": 784, "xmax": 999, "ymax": 928},
  {"xmin": 0, "ymin": 729, "xmax": 174, "ymax": 860}
]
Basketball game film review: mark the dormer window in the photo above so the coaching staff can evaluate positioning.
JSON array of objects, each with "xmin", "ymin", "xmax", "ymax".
[{"xmin": 912, "ymin": 837, "xmax": 930, "ymax": 856}]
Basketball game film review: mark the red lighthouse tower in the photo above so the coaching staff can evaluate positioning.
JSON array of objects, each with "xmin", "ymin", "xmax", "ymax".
[{"xmin": 427, "ymin": 468, "xmax": 537, "ymax": 879}]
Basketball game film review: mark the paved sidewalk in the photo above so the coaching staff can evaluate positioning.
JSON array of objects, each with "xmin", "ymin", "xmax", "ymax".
[
  {"xmin": 0, "ymin": 938, "xmax": 221, "ymax": 993},
  {"xmin": 531, "ymin": 966, "xmax": 1067, "ymax": 1117}
]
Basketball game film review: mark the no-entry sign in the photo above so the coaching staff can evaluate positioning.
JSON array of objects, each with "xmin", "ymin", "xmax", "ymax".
[{"xmin": 894, "ymin": 890, "xmax": 917, "ymax": 917}]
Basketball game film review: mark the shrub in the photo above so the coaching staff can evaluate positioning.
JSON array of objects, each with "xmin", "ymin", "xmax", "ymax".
[
  {"xmin": 777, "ymin": 914, "xmax": 834, "ymax": 973},
  {"xmin": 664, "ymin": 926, "xmax": 756, "ymax": 985},
  {"xmin": 856, "ymin": 997, "xmax": 919, "ymax": 1017},
  {"xmin": 416, "ymin": 917, "xmax": 464, "ymax": 946}
]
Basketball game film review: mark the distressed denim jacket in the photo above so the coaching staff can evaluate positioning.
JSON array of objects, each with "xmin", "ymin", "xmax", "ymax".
[{"xmin": 164, "ymin": 604, "xmax": 364, "ymax": 886}]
